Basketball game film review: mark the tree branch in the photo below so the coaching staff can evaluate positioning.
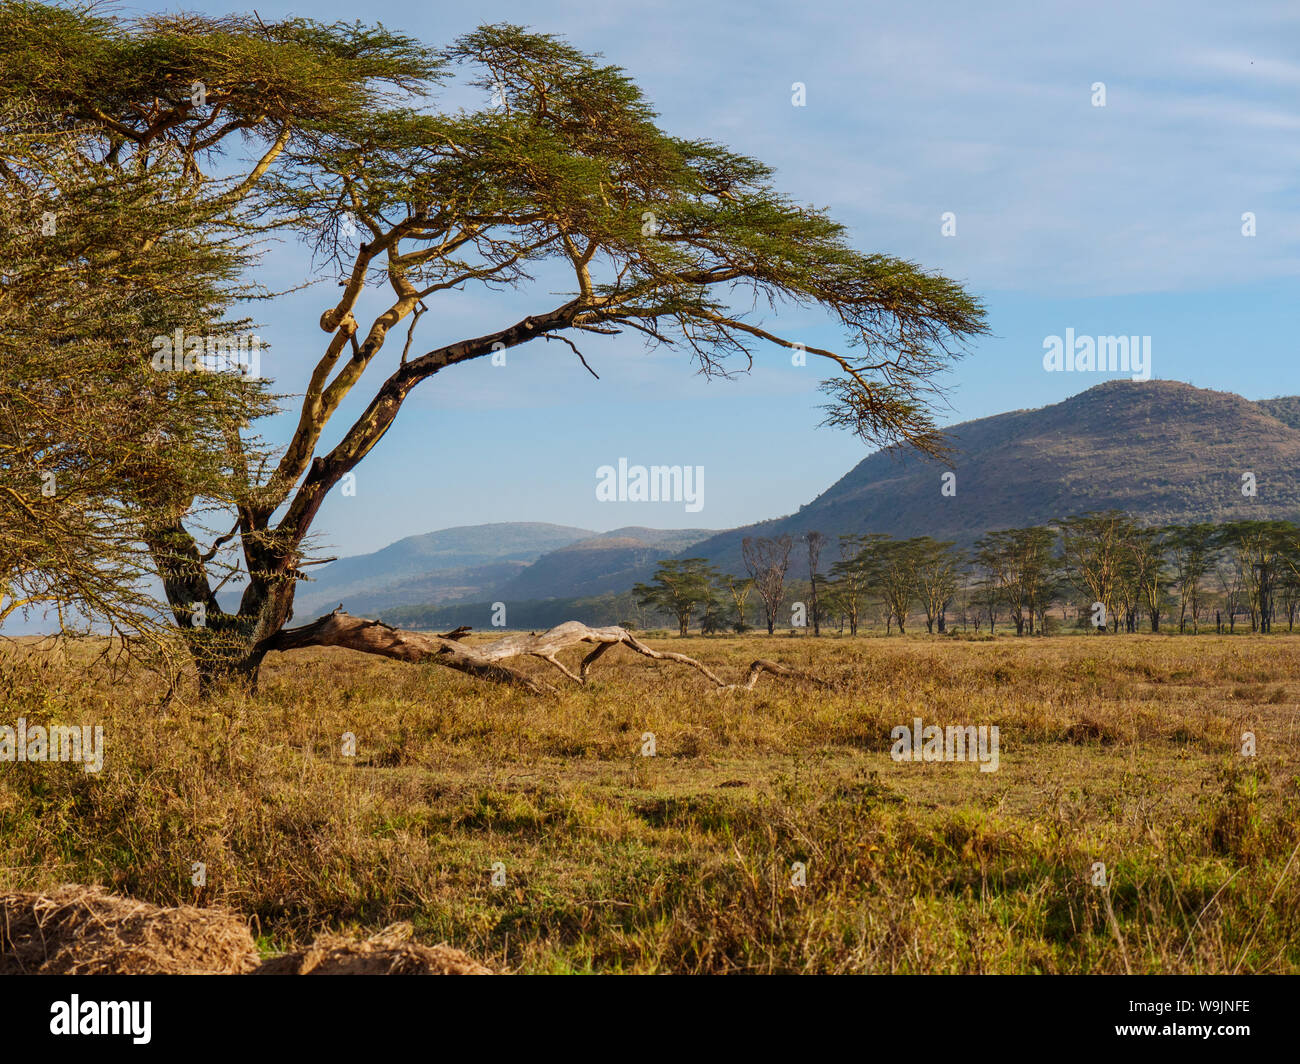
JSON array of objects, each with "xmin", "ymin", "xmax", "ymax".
[{"xmin": 264, "ymin": 610, "xmax": 832, "ymax": 694}]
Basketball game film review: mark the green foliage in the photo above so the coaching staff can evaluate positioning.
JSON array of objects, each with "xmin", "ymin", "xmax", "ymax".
[
  {"xmin": 634, "ymin": 559, "xmax": 719, "ymax": 635},
  {"xmin": 0, "ymin": 87, "xmax": 274, "ymax": 634},
  {"xmin": 2, "ymin": 4, "xmax": 988, "ymax": 684}
]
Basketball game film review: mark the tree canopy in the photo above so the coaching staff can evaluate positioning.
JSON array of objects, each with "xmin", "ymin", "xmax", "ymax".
[{"xmin": 1, "ymin": 4, "xmax": 987, "ymax": 689}]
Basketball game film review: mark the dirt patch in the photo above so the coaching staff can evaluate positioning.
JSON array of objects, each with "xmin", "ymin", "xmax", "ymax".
[
  {"xmin": 0, "ymin": 884, "xmax": 260, "ymax": 974},
  {"xmin": 255, "ymin": 922, "xmax": 492, "ymax": 975},
  {"xmin": 1, "ymin": 887, "xmax": 493, "ymax": 975}
]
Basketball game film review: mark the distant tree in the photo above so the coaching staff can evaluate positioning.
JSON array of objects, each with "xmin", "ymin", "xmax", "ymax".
[
  {"xmin": 1214, "ymin": 552, "xmax": 1245, "ymax": 634},
  {"xmin": 875, "ymin": 537, "xmax": 917, "ymax": 634},
  {"xmin": 1278, "ymin": 560, "xmax": 1300, "ymax": 632},
  {"xmin": 804, "ymin": 531, "xmax": 826, "ymax": 636},
  {"xmin": 910, "ymin": 537, "xmax": 962, "ymax": 633},
  {"xmin": 1275, "ymin": 524, "xmax": 1300, "ymax": 632},
  {"xmin": 721, "ymin": 573, "xmax": 755, "ymax": 633},
  {"xmin": 1165, "ymin": 523, "xmax": 1218, "ymax": 633},
  {"xmin": 1059, "ymin": 512, "xmax": 1134, "ymax": 634},
  {"xmin": 971, "ymin": 569, "xmax": 1001, "ymax": 634},
  {"xmin": 634, "ymin": 558, "xmax": 718, "ymax": 636},
  {"xmin": 972, "ymin": 527, "xmax": 1059, "ymax": 635},
  {"xmin": 1130, "ymin": 527, "xmax": 1170, "ymax": 633},
  {"xmin": 1220, "ymin": 520, "xmax": 1293, "ymax": 633},
  {"xmin": 828, "ymin": 533, "xmax": 885, "ymax": 636},
  {"xmin": 1115, "ymin": 535, "xmax": 1143, "ymax": 633},
  {"xmin": 1021, "ymin": 529, "xmax": 1062, "ymax": 633},
  {"xmin": 743, "ymin": 534, "xmax": 793, "ymax": 635},
  {"xmin": 975, "ymin": 530, "xmax": 1022, "ymax": 635},
  {"xmin": 699, "ymin": 591, "xmax": 731, "ymax": 634},
  {"xmin": 817, "ymin": 581, "xmax": 848, "ymax": 633}
]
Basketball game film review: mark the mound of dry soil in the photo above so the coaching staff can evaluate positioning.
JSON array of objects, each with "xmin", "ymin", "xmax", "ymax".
[
  {"xmin": 1, "ymin": 886, "xmax": 493, "ymax": 975},
  {"xmin": 254, "ymin": 922, "xmax": 492, "ymax": 975},
  {"xmin": 0, "ymin": 884, "xmax": 260, "ymax": 974}
]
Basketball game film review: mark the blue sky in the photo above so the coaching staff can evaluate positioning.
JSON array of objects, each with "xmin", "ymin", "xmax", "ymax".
[{"xmin": 141, "ymin": 0, "xmax": 1300, "ymax": 555}]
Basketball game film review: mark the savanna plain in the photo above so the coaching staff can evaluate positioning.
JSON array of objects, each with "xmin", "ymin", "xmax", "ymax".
[{"xmin": 2, "ymin": 632, "xmax": 1297, "ymax": 974}]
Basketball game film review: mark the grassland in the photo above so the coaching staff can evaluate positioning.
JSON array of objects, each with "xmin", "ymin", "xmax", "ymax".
[{"xmin": 1, "ymin": 632, "xmax": 1297, "ymax": 973}]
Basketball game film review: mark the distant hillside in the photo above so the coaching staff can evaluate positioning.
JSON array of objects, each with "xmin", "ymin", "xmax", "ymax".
[
  {"xmin": 685, "ymin": 380, "xmax": 1300, "ymax": 577},
  {"xmin": 1256, "ymin": 396, "xmax": 1300, "ymax": 432},
  {"xmin": 296, "ymin": 561, "xmax": 531, "ymax": 618},
  {"xmin": 294, "ymin": 522, "xmax": 593, "ymax": 617},
  {"xmin": 493, "ymin": 527, "xmax": 716, "ymax": 600},
  {"xmin": 314, "ymin": 381, "xmax": 1300, "ymax": 625},
  {"xmin": 296, "ymin": 523, "xmax": 718, "ymax": 619},
  {"xmin": 382, "ymin": 591, "xmax": 641, "ymax": 632}
]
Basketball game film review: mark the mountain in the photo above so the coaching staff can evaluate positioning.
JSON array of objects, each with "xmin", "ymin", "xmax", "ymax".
[
  {"xmin": 493, "ymin": 527, "xmax": 716, "ymax": 600},
  {"xmin": 384, "ymin": 591, "xmax": 642, "ymax": 633},
  {"xmin": 330, "ymin": 381, "xmax": 1300, "ymax": 627},
  {"xmin": 683, "ymin": 380, "xmax": 1300, "ymax": 576},
  {"xmin": 15, "ymin": 381, "xmax": 1296, "ymax": 636},
  {"xmin": 293, "ymin": 522, "xmax": 593, "ymax": 617},
  {"xmin": 295, "ymin": 523, "xmax": 719, "ymax": 618}
]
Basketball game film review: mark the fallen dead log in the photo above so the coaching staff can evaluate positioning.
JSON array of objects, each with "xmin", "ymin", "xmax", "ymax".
[{"xmin": 265, "ymin": 609, "xmax": 831, "ymax": 694}]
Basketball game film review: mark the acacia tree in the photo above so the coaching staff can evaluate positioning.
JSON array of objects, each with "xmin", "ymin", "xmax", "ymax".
[
  {"xmin": 743, "ymin": 535, "xmax": 794, "ymax": 635},
  {"xmin": 633, "ymin": 559, "xmax": 717, "ymax": 636},
  {"xmin": 974, "ymin": 527, "xmax": 1058, "ymax": 635},
  {"xmin": 1166, "ymin": 523, "xmax": 1217, "ymax": 633},
  {"xmin": 1130, "ymin": 527, "xmax": 1169, "ymax": 633},
  {"xmin": 5, "ymin": 7, "xmax": 985, "ymax": 691},
  {"xmin": 910, "ymin": 537, "xmax": 961, "ymax": 634},
  {"xmin": 828, "ymin": 533, "xmax": 884, "ymax": 636},
  {"xmin": 721, "ymin": 574, "xmax": 755, "ymax": 632},
  {"xmin": 974, "ymin": 530, "xmax": 1030, "ymax": 635},
  {"xmin": 1059, "ymin": 512, "xmax": 1133, "ymax": 634},
  {"xmin": 875, "ymin": 537, "xmax": 917, "ymax": 634},
  {"xmin": 804, "ymin": 530, "xmax": 825, "ymax": 636},
  {"xmin": 1221, "ymin": 520, "xmax": 1292, "ymax": 633}
]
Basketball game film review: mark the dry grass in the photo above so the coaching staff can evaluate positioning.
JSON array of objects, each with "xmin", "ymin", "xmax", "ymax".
[{"xmin": 1, "ymin": 632, "xmax": 1298, "ymax": 973}]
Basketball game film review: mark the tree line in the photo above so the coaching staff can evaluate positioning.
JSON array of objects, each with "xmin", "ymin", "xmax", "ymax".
[{"xmin": 633, "ymin": 513, "xmax": 1300, "ymax": 636}]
